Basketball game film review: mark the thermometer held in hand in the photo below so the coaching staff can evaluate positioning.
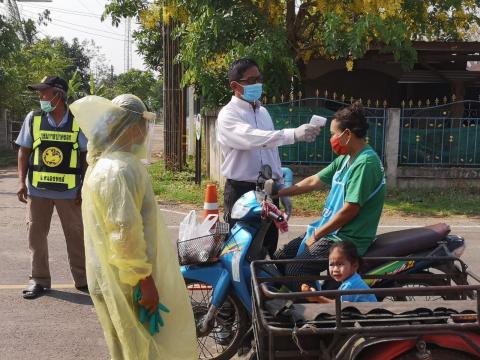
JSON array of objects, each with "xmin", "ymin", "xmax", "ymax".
[{"xmin": 310, "ymin": 115, "xmax": 327, "ymax": 128}]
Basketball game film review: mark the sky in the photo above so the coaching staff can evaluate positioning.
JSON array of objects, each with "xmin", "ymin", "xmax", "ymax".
[{"xmin": 0, "ymin": 0, "xmax": 146, "ymax": 74}]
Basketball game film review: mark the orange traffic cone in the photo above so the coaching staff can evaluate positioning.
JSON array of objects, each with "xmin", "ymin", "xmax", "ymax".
[{"xmin": 203, "ymin": 183, "xmax": 219, "ymax": 220}]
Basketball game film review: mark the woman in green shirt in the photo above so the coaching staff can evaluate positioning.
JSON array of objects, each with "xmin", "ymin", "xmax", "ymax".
[{"xmin": 274, "ymin": 101, "xmax": 385, "ymax": 283}]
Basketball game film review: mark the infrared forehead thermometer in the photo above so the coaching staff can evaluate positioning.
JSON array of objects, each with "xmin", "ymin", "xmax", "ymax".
[{"xmin": 310, "ymin": 115, "xmax": 327, "ymax": 127}]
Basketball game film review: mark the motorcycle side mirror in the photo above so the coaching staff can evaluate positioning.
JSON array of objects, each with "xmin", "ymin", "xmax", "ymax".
[
  {"xmin": 259, "ymin": 165, "xmax": 272, "ymax": 180},
  {"xmin": 264, "ymin": 179, "xmax": 275, "ymax": 195}
]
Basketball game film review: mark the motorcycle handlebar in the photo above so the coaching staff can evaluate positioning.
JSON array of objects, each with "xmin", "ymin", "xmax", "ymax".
[{"xmin": 268, "ymin": 211, "xmax": 283, "ymax": 222}]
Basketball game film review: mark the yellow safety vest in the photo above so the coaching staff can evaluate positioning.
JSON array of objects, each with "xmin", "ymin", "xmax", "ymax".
[{"xmin": 29, "ymin": 112, "xmax": 82, "ymax": 191}]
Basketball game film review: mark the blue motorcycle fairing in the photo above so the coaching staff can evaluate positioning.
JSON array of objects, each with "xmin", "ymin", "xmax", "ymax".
[
  {"xmin": 231, "ymin": 191, "xmax": 263, "ymax": 222},
  {"xmin": 221, "ymin": 221, "xmax": 260, "ymax": 256},
  {"xmin": 181, "ymin": 263, "xmax": 231, "ymax": 308},
  {"xmin": 220, "ymin": 223, "xmax": 257, "ymax": 310}
]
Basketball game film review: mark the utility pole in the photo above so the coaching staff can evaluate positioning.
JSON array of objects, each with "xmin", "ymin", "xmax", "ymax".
[
  {"xmin": 124, "ymin": 17, "xmax": 132, "ymax": 72},
  {"xmin": 163, "ymin": 1, "xmax": 186, "ymax": 171}
]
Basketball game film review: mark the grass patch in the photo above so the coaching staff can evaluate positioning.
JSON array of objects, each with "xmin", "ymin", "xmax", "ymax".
[
  {"xmin": 0, "ymin": 147, "xmax": 17, "ymax": 167},
  {"xmin": 149, "ymin": 159, "xmax": 222, "ymax": 206},
  {"xmin": 149, "ymin": 160, "xmax": 479, "ymax": 218},
  {"xmin": 383, "ymin": 187, "xmax": 480, "ymax": 217}
]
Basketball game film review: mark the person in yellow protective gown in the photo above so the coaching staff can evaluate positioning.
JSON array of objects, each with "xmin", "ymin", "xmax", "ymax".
[{"xmin": 70, "ymin": 94, "xmax": 197, "ymax": 360}]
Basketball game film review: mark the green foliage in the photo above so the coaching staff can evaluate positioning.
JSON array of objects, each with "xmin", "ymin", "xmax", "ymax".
[
  {"xmin": 109, "ymin": 69, "xmax": 162, "ymax": 110},
  {"xmin": 85, "ymin": 69, "xmax": 163, "ymax": 111},
  {"xmin": 384, "ymin": 187, "xmax": 480, "ymax": 217},
  {"xmin": 148, "ymin": 158, "xmax": 479, "ymax": 217},
  {"xmin": 0, "ymin": 14, "xmax": 162, "ymax": 119},
  {"xmin": 67, "ymin": 70, "xmax": 85, "ymax": 101},
  {"xmin": 177, "ymin": 2, "xmax": 295, "ymax": 108},
  {"xmin": 102, "ymin": 0, "xmax": 480, "ymax": 110},
  {"xmin": 0, "ymin": 36, "xmax": 74, "ymax": 117},
  {"xmin": 0, "ymin": 15, "xmax": 20, "ymax": 59},
  {"xmin": 148, "ymin": 159, "xmax": 220, "ymax": 205}
]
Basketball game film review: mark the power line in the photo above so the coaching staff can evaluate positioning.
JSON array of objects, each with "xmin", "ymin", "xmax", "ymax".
[
  {"xmin": 20, "ymin": 3, "xmax": 103, "ymax": 18},
  {"xmin": 76, "ymin": 0, "xmax": 91, "ymax": 13},
  {"xmin": 21, "ymin": 8, "xmax": 125, "ymax": 37},
  {"xmin": 37, "ymin": 20, "xmax": 126, "ymax": 41}
]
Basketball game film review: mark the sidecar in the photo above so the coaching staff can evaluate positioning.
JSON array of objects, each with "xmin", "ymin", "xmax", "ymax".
[{"xmin": 251, "ymin": 257, "xmax": 480, "ymax": 360}]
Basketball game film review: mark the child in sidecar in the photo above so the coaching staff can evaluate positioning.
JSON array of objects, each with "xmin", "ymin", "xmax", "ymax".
[{"xmin": 302, "ymin": 240, "xmax": 377, "ymax": 303}]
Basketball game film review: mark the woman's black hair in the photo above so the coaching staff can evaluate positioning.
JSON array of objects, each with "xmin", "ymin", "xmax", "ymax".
[
  {"xmin": 228, "ymin": 58, "xmax": 259, "ymax": 82},
  {"xmin": 329, "ymin": 240, "xmax": 363, "ymax": 267},
  {"xmin": 333, "ymin": 100, "xmax": 369, "ymax": 138}
]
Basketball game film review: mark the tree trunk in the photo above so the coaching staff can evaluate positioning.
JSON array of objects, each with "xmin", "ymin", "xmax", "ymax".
[
  {"xmin": 286, "ymin": 0, "xmax": 308, "ymax": 94},
  {"xmin": 163, "ymin": 16, "xmax": 186, "ymax": 171}
]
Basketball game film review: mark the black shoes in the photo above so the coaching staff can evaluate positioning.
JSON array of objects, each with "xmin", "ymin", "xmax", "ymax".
[
  {"xmin": 75, "ymin": 285, "xmax": 89, "ymax": 293},
  {"xmin": 22, "ymin": 284, "xmax": 49, "ymax": 299},
  {"xmin": 22, "ymin": 284, "xmax": 89, "ymax": 299}
]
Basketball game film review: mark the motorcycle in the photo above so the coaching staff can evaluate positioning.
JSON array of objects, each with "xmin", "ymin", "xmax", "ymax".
[{"xmin": 178, "ymin": 165, "xmax": 473, "ymax": 360}]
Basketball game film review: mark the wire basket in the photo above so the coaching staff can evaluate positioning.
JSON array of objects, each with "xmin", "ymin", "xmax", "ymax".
[{"xmin": 177, "ymin": 222, "xmax": 230, "ymax": 266}]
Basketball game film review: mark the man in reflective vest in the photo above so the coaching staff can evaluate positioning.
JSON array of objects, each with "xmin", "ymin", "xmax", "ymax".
[{"xmin": 15, "ymin": 76, "xmax": 88, "ymax": 299}]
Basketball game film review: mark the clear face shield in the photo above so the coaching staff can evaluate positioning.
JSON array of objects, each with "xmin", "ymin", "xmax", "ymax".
[{"xmin": 70, "ymin": 95, "xmax": 156, "ymax": 163}]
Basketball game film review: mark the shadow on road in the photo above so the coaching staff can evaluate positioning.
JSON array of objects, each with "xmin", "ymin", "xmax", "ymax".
[{"xmin": 45, "ymin": 289, "xmax": 93, "ymax": 305}]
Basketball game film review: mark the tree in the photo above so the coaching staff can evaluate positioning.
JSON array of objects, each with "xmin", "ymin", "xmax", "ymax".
[
  {"xmin": 1, "ymin": 37, "xmax": 74, "ymax": 116},
  {"xmin": 103, "ymin": 0, "xmax": 480, "ymax": 109},
  {"xmin": 0, "ymin": 15, "xmax": 99, "ymax": 117},
  {"xmin": 106, "ymin": 69, "xmax": 163, "ymax": 111},
  {"xmin": 68, "ymin": 68, "xmax": 163, "ymax": 112}
]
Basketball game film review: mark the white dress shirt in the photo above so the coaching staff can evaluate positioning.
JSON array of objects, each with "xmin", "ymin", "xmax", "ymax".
[{"xmin": 217, "ymin": 96, "xmax": 295, "ymax": 183}]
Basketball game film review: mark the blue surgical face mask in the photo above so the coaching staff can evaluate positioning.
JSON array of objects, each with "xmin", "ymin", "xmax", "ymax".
[
  {"xmin": 40, "ymin": 100, "xmax": 55, "ymax": 113},
  {"xmin": 39, "ymin": 93, "xmax": 60, "ymax": 113},
  {"xmin": 241, "ymin": 83, "xmax": 263, "ymax": 103}
]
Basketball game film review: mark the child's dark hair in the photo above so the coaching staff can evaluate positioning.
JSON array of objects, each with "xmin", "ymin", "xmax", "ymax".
[
  {"xmin": 333, "ymin": 100, "xmax": 369, "ymax": 138},
  {"xmin": 228, "ymin": 58, "xmax": 259, "ymax": 82},
  {"xmin": 329, "ymin": 240, "xmax": 363, "ymax": 267}
]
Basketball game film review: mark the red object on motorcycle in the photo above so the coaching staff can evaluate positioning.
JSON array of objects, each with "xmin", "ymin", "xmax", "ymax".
[
  {"xmin": 358, "ymin": 332, "xmax": 480, "ymax": 360},
  {"xmin": 261, "ymin": 201, "xmax": 288, "ymax": 233}
]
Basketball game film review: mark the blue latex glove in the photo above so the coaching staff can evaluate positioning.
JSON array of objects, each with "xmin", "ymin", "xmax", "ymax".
[{"xmin": 133, "ymin": 284, "xmax": 170, "ymax": 335}]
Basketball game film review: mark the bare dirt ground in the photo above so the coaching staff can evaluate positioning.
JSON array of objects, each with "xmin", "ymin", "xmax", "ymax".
[{"xmin": 1, "ymin": 126, "xmax": 479, "ymax": 359}]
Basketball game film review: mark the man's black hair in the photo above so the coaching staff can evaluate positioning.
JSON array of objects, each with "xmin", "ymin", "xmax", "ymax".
[{"xmin": 228, "ymin": 58, "xmax": 259, "ymax": 82}]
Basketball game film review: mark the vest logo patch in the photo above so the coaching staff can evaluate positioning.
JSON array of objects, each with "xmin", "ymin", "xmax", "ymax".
[{"xmin": 42, "ymin": 147, "xmax": 63, "ymax": 167}]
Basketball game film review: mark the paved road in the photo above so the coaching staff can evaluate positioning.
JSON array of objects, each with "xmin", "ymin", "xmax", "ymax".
[{"xmin": 1, "ymin": 166, "xmax": 479, "ymax": 359}]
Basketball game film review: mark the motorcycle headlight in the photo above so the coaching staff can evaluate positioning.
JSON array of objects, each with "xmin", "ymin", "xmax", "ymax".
[{"xmin": 452, "ymin": 244, "xmax": 466, "ymax": 258}]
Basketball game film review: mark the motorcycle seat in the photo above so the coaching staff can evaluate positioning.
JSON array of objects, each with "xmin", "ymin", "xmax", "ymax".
[{"xmin": 363, "ymin": 223, "xmax": 451, "ymax": 259}]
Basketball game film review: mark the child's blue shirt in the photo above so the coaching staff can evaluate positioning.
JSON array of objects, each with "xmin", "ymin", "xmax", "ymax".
[{"xmin": 338, "ymin": 273, "xmax": 377, "ymax": 302}]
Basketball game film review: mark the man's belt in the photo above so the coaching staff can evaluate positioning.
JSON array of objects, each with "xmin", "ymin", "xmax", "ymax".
[
  {"xmin": 227, "ymin": 178, "xmax": 280, "ymax": 187},
  {"xmin": 226, "ymin": 179, "xmax": 256, "ymax": 187}
]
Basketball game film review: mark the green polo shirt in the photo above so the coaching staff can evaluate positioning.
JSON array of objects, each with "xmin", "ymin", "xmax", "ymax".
[{"xmin": 317, "ymin": 146, "xmax": 385, "ymax": 255}]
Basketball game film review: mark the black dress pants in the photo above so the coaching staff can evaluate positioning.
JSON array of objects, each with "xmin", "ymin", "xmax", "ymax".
[{"xmin": 273, "ymin": 235, "xmax": 333, "ymax": 290}]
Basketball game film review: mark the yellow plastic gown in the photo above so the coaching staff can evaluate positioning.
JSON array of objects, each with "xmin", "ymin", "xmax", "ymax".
[{"xmin": 70, "ymin": 95, "xmax": 197, "ymax": 360}]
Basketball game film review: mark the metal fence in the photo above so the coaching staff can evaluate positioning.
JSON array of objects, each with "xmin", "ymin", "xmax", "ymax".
[
  {"xmin": 6, "ymin": 118, "xmax": 22, "ymax": 149},
  {"xmin": 399, "ymin": 100, "xmax": 480, "ymax": 167},
  {"xmin": 265, "ymin": 97, "xmax": 387, "ymax": 164}
]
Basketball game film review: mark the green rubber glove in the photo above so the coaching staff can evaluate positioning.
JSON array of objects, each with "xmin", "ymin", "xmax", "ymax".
[
  {"xmin": 148, "ymin": 303, "xmax": 170, "ymax": 335},
  {"xmin": 133, "ymin": 284, "xmax": 170, "ymax": 335},
  {"xmin": 133, "ymin": 284, "xmax": 149, "ymax": 324}
]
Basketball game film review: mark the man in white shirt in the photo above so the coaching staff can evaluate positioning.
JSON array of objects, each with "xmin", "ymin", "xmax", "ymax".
[{"xmin": 217, "ymin": 58, "xmax": 321, "ymax": 256}]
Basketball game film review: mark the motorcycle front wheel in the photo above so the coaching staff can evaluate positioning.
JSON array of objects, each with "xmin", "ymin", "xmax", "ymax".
[{"xmin": 185, "ymin": 279, "xmax": 249, "ymax": 360}]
